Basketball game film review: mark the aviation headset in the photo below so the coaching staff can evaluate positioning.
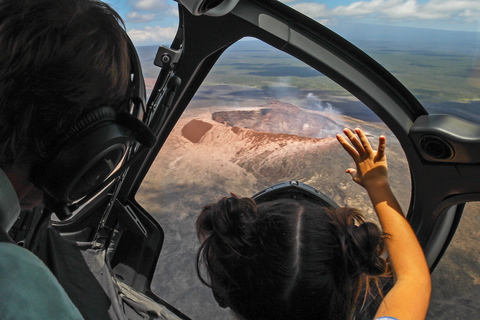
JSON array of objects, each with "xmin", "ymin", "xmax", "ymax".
[
  {"xmin": 252, "ymin": 180, "xmax": 339, "ymax": 209},
  {"xmin": 31, "ymin": 35, "xmax": 156, "ymax": 219}
]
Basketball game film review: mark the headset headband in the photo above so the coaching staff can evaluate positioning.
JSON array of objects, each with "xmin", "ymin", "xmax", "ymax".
[{"xmin": 252, "ymin": 180, "xmax": 339, "ymax": 209}]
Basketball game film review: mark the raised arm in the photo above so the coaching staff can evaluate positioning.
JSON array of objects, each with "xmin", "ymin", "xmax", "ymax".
[{"xmin": 336, "ymin": 128, "xmax": 431, "ymax": 320}]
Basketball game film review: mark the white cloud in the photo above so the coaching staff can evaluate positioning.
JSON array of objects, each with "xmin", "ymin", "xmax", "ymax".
[
  {"xmin": 123, "ymin": 0, "xmax": 179, "ymax": 33},
  {"xmin": 164, "ymin": 5, "xmax": 179, "ymax": 17},
  {"xmin": 461, "ymin": 9, "xmax": 480, "ymax": 22},
  {"xmin": 126, "ymin": 0, "xmax": 178, "ymax": 23},
  {"xmin": 127, "ymin": 11, "xmax": 157, "ymax": 22},
  {"xmin": 128, "ymin": 26, "xmax": 177, "ymax": 45},
  {"xmin": 422, "ymin": 0, "xmax": 480, "ymax": 21},
  {"xmin": 131, "ymin": 0, "xmax": 167, "ymax": 11},
  {"xmin": 333, "ymin": 0, "xmax": 403, "ymax": 17},
  {"xmin": 291, "ymin": 3, "xmax": 329, "ymax": 17},
  {"xmin": 291, "ymin": 0, "xmax": 479, "ymax": 23}
]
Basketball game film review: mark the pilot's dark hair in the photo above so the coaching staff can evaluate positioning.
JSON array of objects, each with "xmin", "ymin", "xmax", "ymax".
[
  {"xmin": 0, "ymin": 0, "xmax": 130, "ymax": 169},
  {"xmin": 196, "ymin": 196, "xmax": 389, "ymax": 320}
]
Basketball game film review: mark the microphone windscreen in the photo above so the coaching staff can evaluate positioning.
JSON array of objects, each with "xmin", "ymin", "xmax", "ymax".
[{"xmin": 116, "ymin": 113, "xmax": 157, "ymax": 148}]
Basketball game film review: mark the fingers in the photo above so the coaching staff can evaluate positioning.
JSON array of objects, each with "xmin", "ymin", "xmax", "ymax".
[
  {"xmin": 337, "ymin": 128, "xmax": 387, "ymax": 187},
  {"xmin": 356, "ymin": 128, "xmax": 373, "ymax": 153},
  {"xmin": 338, "ymin": 128, "xmax": 388, "ymax": 164},
  {"xmin": 343, "ymin": 128, "xmax": 365, "ymax": 153},
  {"xmin": 337, "ymin": 128, "xmax": 386, "ymax": 161},
  {"xmin": 374, "ymin": 135, "xmax": 386, "ymax": 162},
  {"xmin": 346, "ymin": 168, "xmax": 357, "ymax": 179},
  {"xmin": 337, "ymin": 128, "xmax": 370, "ymax": 157},
  {"xmin": 336, "ymin": 133, "xmax": 360, "ymax": 161}
]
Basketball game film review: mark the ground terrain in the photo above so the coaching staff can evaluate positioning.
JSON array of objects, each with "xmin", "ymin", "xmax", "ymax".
[{"xmin": 135, "ymin": 26, "xmax": 480, "ymax": 319}]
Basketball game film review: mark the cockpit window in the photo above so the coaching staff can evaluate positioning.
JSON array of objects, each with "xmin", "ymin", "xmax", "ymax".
[
  {"xmin": 135, "ymin": 38, "xmax": 411, "ymax": 319},
  {"xmin": 428, "ymin": 202, "xmax": 480, "ymax": 318},
  {"xmin": 289, "ymin": 4, "xmax": 480, "ymax": 123}
]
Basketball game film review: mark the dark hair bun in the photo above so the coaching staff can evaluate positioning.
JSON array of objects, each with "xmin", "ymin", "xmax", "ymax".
[
  {"xmin": 347, "ymin": 222, "xmax": 387, "ymax": 276},
  {"xmin": 197, "ymin": 196, "xmax": 259, "ymax": 255},
  {"xmin": 335, "ymin": 208, "xmax": 388, "ymax": 277}
]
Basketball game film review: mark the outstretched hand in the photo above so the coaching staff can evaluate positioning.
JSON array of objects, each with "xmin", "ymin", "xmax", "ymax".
[
  {"xmin": 336, "ymin": 128, "xmax": 388, "ymax": 190},
  {"xmin": 338, "ymin": 129, "xmax": 431, "ymax": 320}
]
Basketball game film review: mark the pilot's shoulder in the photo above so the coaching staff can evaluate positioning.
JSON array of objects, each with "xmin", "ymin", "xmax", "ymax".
[{"xmin": 0, "ymin": 242, "xmax": 84, "ymax": 320}]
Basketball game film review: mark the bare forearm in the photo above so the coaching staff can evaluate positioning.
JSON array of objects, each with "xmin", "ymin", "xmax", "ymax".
[
  {"xmin": 337, "ymin": 128, "xmax": 431, "ymax": 319},
  {"xmin": 366, "ymin": 181, "xmax": 429, "ymax": 282}
]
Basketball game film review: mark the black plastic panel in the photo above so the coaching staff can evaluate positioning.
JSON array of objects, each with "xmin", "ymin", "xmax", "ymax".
[{"xmin": 410, "ymin": 114, "xmax": 480, "ymax": 163}]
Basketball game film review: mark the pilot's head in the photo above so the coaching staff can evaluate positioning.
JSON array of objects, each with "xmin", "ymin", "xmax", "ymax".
[{"xmin": 0, "ymin": 0, "xmax": 130, "ymax": 208}]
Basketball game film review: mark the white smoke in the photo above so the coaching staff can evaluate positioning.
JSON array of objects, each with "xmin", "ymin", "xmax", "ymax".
[
  {"xmin": 306, "ymin": 92, "xmax": 340, "ymax": 114},
  {"xmin": 305, "ymin": 92, "xmax": 344, "ymax": 138}
]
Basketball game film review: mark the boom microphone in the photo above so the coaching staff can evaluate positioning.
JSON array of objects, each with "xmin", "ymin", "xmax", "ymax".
[{"xmin": 116, "ymin": 112, "xmax": 157, "ymax": 148}]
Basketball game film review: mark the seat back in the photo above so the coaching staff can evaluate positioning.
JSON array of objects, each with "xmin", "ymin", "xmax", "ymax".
[{"xmin": 0, "ymin": 169, "xmax": 21, "ymax": 232}]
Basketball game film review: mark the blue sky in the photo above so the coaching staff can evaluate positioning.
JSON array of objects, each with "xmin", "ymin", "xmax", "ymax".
[{"xmin": 103, "ymin": 0, "xmax": 480, "ymax": 46}]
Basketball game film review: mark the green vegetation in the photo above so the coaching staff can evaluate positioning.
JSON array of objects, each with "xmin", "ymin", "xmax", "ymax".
[
  {"xmin": 368, "ymin": 49, "xmax": 480, "ymax": 103},
  {"xmin": 139, "ymin": 34, "xmax": 480, "ymax": 104},
  {"xmin": 202, "ymin": 46, "xmax": 349, "ymax": 96},
  {"xmin": 200, "ymin": 40, "xmax": 480, "ymax": 104}
]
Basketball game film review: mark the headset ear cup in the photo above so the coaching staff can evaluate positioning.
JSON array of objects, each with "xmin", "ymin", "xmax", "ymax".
[
  {"xmin": 34, "ymin": 107, "xmax": 131, "ymax": 204},
  {"xmin": 55, "ymin": 107, "xmax": 117, "ymax": 147}
]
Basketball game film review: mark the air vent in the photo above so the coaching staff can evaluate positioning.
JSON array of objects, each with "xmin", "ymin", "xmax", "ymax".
[
  {"xmin": 420, "ymin": 136, "xmax": 454, "ymax": 160},
  {"xmin": 200, "ymin": 0, "xmax": 224, "ymax": 12},
  {"xmin": 179, "ymin": 0, "xmax": 239, "ymax": 16}
]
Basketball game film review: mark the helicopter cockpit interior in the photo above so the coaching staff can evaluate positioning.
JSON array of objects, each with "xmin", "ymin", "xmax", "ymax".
[{"xmin": 7, "ymin": 0, "xmax": 480, "ymax": 319}]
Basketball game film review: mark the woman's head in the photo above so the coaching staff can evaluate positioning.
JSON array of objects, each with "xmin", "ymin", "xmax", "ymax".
[{"xmin": 196, "ymin": 195, "xmax": 389, "ymax": 320}]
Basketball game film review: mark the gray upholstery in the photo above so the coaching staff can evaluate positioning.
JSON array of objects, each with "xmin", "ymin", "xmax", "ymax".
[{"xmin": 0, "ymin": 169, "xmax": 21, "ymax": 232}]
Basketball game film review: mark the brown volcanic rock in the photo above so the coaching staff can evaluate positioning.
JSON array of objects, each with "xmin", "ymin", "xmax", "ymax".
[
  {"xmin": 212, "ymin": 109, "xmax": 263, "ymax": 128},
  {"xmin": 212, "ymin": 100, "xmax": 343, "ymax": 138},
  {"xmin": 227, "ymin": 125, "xmax": 337, "ymax": 183},
  {"xmin": 144, "ymin": 113, "xmax": 390, "ymax": 218},
  {"xmin": 181, "ymin": 119, "xmax": 213, "ymax": 143}
]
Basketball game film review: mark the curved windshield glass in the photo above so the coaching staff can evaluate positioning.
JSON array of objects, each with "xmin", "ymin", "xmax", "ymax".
[
  {"xmin": 430, "ymin": 202, "xmax": 480, "ymax": 318},
  {"xmin": 136, "ymin": 38, "xmax": 411, "ymax": 319},
  {"xmin": 119, "ymin": 1, "xmax": 479, "ymax": 318}
]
